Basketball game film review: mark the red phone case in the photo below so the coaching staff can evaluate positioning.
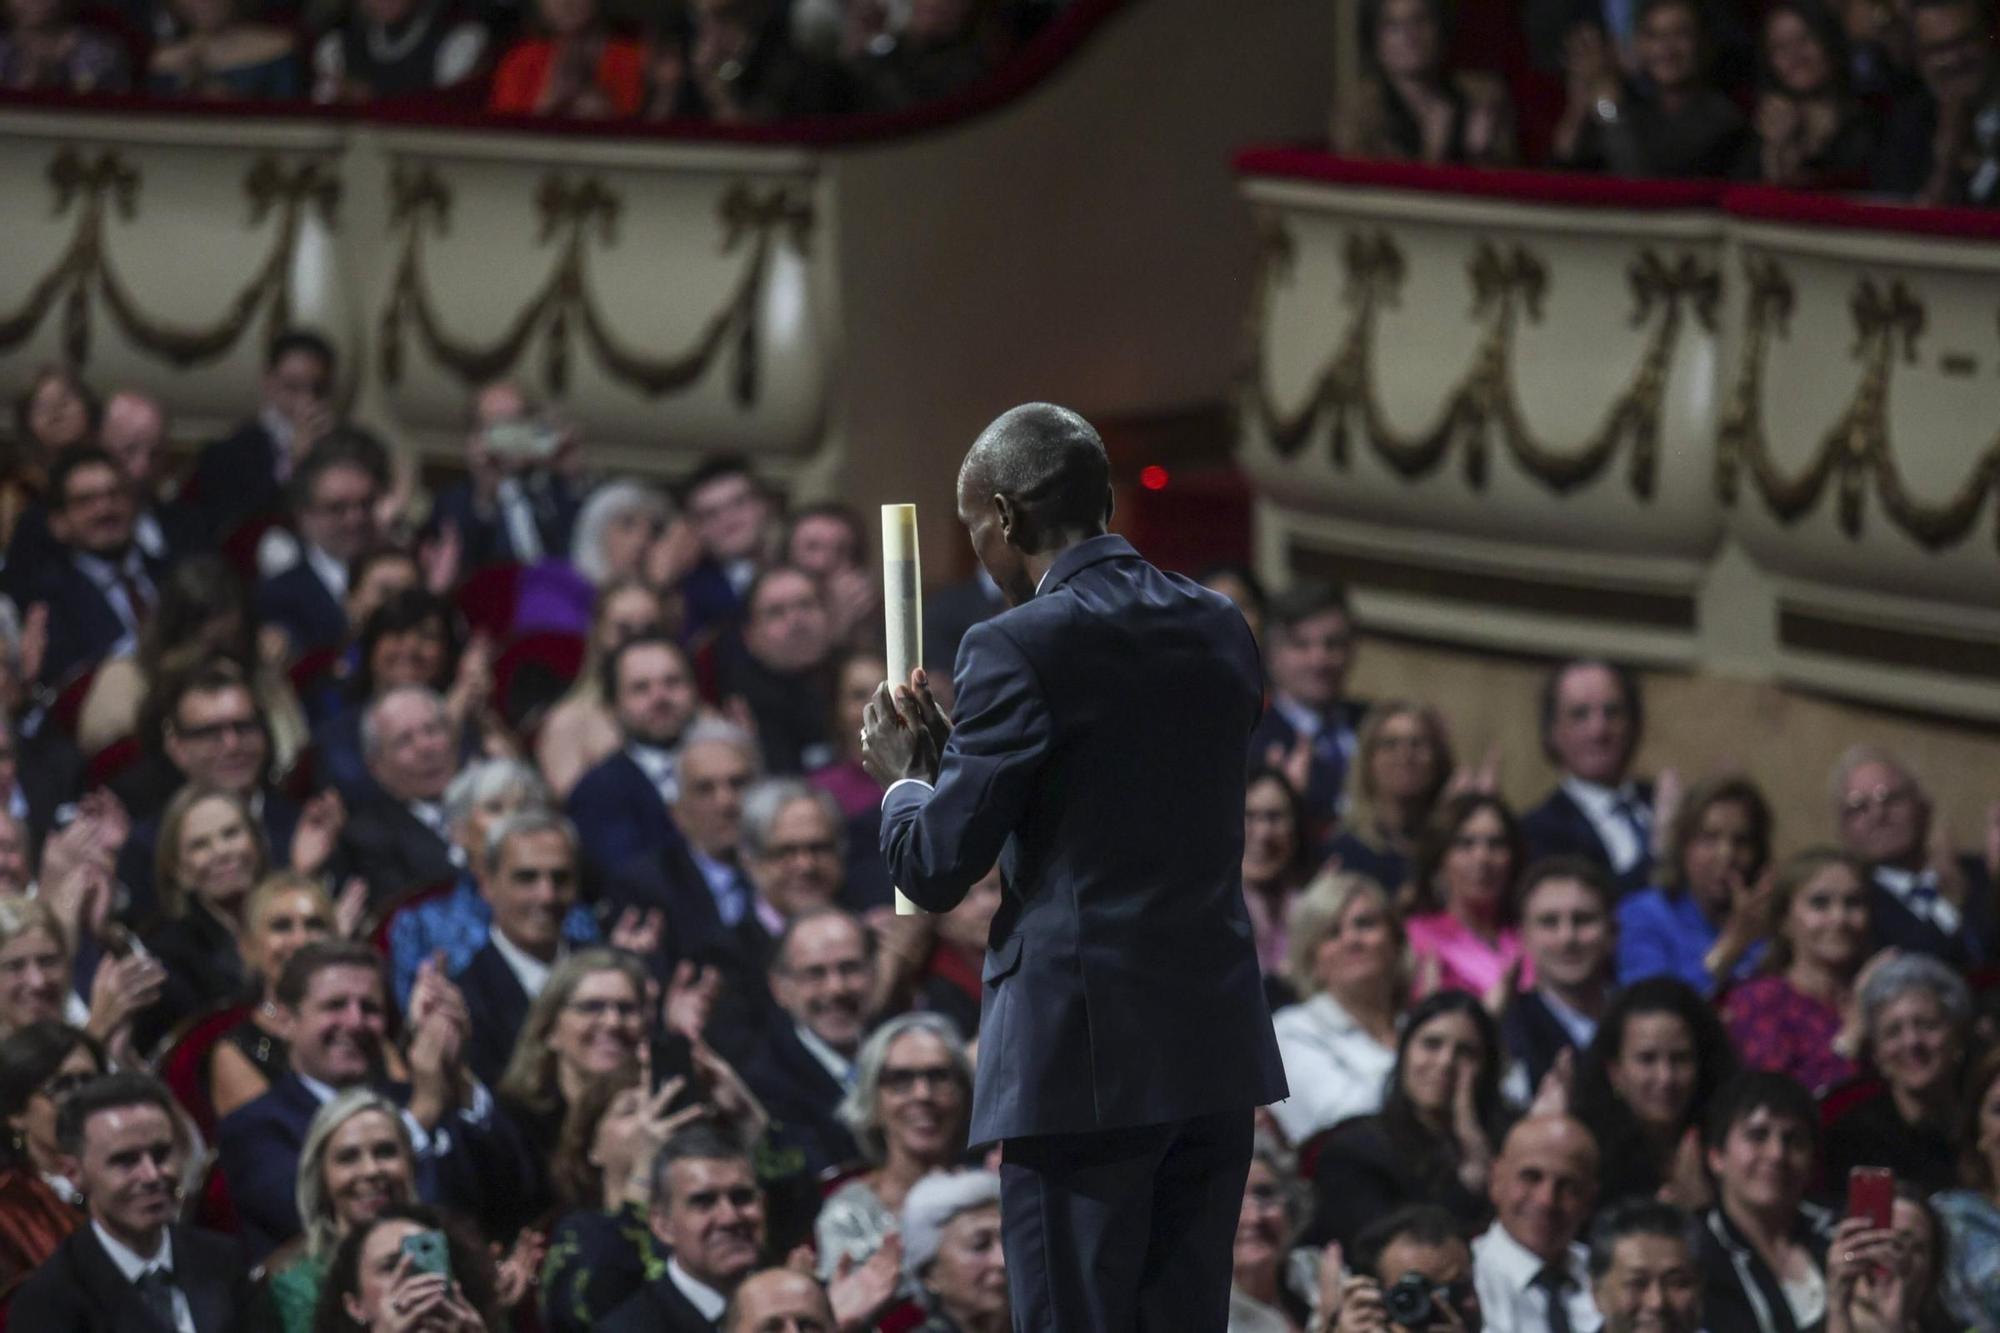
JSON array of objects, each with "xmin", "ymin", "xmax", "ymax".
[{"xmin": 1846, "ymin": 1167, "xmax": 1894, "ymax": 1230}]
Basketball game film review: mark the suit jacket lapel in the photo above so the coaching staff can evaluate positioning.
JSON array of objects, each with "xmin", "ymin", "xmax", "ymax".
[
  {"xmin": 70, "ymin": 1223, "xmax": 177, "ymax": 1332},
  {"xmin": 176, "ymin": 1229, "xmax": 230, "ymax": 1333}
]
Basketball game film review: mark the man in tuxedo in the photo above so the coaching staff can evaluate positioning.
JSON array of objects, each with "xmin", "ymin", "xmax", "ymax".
[
  {"xmin": 864, "ymin": 403, "xmax": 1286, "ymax": 1330},
  {"xmin": 1247, "ymin": 580, "xmax": 1366, "ymax": 838},
  {"xmin": 1519, "ymin": 660, "xmax": 1660, "ymax": 896},
  {"xmin": 188, "ymin": 328, "xmax": 337, "ymax": 535},
  {"xmin": 12, "ymin": 1072, "xmax": 250, "ymax": 1332},
  {"xmin": 257, "ymin": 430, "xmax": 388, "ymax": 655},
  {"xmin": 677, "ymin": 454, "xmax": 778, "ymax": 639},
  {"xmin": 454, "ymin": 809, "xmax": 582, "ymax": 1085},
  {"xmin": 1831, "ymin": 744, "xmax": 2000, "ymax": 968},
  {"xmin": 568, "ymin": 633, "xmax": 701, "ymax": 876},
  {"xmin": 601, "ymin": 1125, "xmax": 769, "ymax": 1332},
  {"xmin": 741, "ymin": 907, "xmax": 873, "ymax": 1177},
  {"xmin": 1472, "ymin": 1116, "xmax": 1604, "ymax": 1333},
  {"xmin": 431, "ymin": 381, "xmax": 583, "ymax": 569},
  {"xmin": 26, "ymin": 444, "xmax": 164, "ymax": 689},
  {"xmin": 1502, "ymin": 859, "xmax": 1616, "ymax": 1097},
  {"xmin": 335, "ymin": 686, "xmax": 464, "ymax": 906},
  {"xmin": 721, "ymin": 566, "xmax": 839, "ymax": 775}
]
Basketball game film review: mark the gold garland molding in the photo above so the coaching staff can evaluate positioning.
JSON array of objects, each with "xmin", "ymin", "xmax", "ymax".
[
  {"xmin": 0, "ymin": 147, "xmax": 339, "ymax": 368},
  {"xmin": 378, "ymin": 167, "xmax": 813, "ymax": 404},
  {"xmin": 1243, "ymin": 212, "xmax": 1717, "ymax": 499},
  {"xmin": 1716, "ymin": 252, "xmax": 2000, "ymax": 552}
]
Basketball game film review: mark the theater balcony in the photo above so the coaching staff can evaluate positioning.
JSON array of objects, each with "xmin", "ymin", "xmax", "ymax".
[{"xmin": 1237, "ymin": 148, "xmax": 2000, "ymax": 723}]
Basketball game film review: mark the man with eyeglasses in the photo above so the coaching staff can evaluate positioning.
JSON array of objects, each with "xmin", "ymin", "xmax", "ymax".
[
  {"xmin": 189, "ymin": 328, "xmax": 338, "ymax": 536},
  {"xmin": 1830, "ymin": 744, "xmax": 1998, "ymax": 969},
  {"xmin": 24, "ymin": 444, "xmax": 165, "ymax": 690},
  {"xmin": 257, "ymin": 430, "xmax": 390, "ymax": 655},
  {"xmin": 1332, "ymin": 1204, "xmax": 1485, "ymax": 1333},
  {"xmin": 334, "ymin": 686, "xmax": 467, "ymax": 907},
  {"xmin": 676, "ymin": 453, "xmax": 779, "ymax": 641},
  {"xmin": 741, "ymin": 906, "xmax": 872, "ymax": 1178},
  {"xmin": 602, "ymin": 1124, "xmax": 770, "ymax": 1333},
  {"xmin": 1520, "ymin": 659, "xmax": 1663, "ymax": 897}
]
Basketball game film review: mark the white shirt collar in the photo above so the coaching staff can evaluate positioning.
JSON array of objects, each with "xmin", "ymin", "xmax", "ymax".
[
  {"xmin": 724, "ymin": 558, "xmax": 758, "ymax": 597},
  {"xmin": 305, "ymin": 542, "xmax": 349, "ymax": 600},
  {"xmin": 1475, "ymin": 1218, "xmax": 1590, "ymax": 1294},
  {"xmin": 259, "ymin": 406, "xmax": 297, "ymax": 475},
  {"xmin": 296, "ymin": 1070, "xmax": 340, "ymax": 1104},
  {"xmin": 626, "ymin": 742, "xmax": 678, "ymax": 801},
  {"xmin": 793, "ymin": 1021, "xmax": 855, "ymax": 1088},
  {"xmin": 42, "ymin": 1170, "xmax": 80, "ymax": 1205},
  {"xmin": 1873, "ymin": 864, "xmax": 1959, "ymax": 932},
  {"xmin": 1536, "ymin": 988, "xmax": 1600, "ymax": 1050},
  {"xmin": 488, "ymin": 926, "xmax": 559, "ymax": 998},
  {"xmin": 667, "ymin": 1255, "xmax": 729, "ymax": 1321},
  {"xmin": 1558, "ymin": 774, "xmax": 1637, "ymax": 817},
  {"xmin": 91, "ymin": 1218, "xmax": 172, "ymax": 1278}
]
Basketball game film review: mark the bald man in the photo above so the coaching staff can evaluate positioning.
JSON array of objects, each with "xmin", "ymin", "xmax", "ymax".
[
  {"xmin": 723, "ymin": 1269, "xmax": 835, "ymax": 1333},
  {"xmin": 1473, "ymin": 1116, "xmax": 1605, "ymax": 1333},
  {"xmin": 861, "ymin": 403, "xmax": 1285, "ymax": 1331}
]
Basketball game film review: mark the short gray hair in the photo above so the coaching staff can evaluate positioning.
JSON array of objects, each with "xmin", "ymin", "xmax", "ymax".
[
  {"xmin": 676, "ymin": 717, "xmax": 762, "ymax": 772},
  {"xmin": 1859, "ymin": 952, "xmax": 1972, "ymax": 1050},
  {"xmin": 360, "ymin": 685, "xmax": 446, "ymax": 761},
  {"xmin": 296, "ymin": 1089, "xmax": 414, "ymax": 1260},
  {"xmin": 836, "ymin": 1012, "xmax": 971, "ymax": 1165},
  {"xmin": 484, "ymin": 808, "xmax": 579, "ymax": 874},
  {"xmin": 1827, "ymin": 744, "xmax": 1921, "ymax": 808},
  {"xmin": 901, "ymin": 1170, "xmax": 1001, "ymax": 1288},
  {"xmin": 443, "ymin": 758, "xmax": 550, "ymax": 831},
  {"xmin": 740, "ymin": 778, "xmax": 845, "ymax": 862},
  {"xmin": 572, "ymin": 480, "xmax": 670, "ymax": 586}
]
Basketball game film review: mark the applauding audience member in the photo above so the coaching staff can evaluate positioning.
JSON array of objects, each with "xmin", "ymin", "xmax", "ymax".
[
  {"xmin": 1472, "ymin": 1115, "xmax": 1603, "ymax": 1333},
  {"xmin": 0, "ymin": 1023, "xmax": 101, "ymax": 1290},
  {"xmin": 1748, "ymin": 2, "xmax": 1877, "ymax": 187},
  {"xmin": 1328, "ymin": 701, "xmax": 1456, "ymax": 900},
  {"xmin": 1872, "ymin": 0, "xmax": 2000, "ymax": 203},
  {"xmin": 536, "ymin": 580, "xmax": 671, "ymax": 800},
  {"xmin": 312, "ymin": 0, "xmax": 488, "ymax": 104},
  {"xmin": 206, "ymin": 873, "xmax": 338, "ymax": 1120},
  {"xmin": 598, "ymin": 1125, "xmax": 767, "ymax": 1331},
  {"xmin": 1502, "ymin": 859, "xmax": 1617, "ymax": 1097},
  {"xmin": 1407, "ymin": 794, "xmax": 1528, "ymax": 1001},
  {"xmin": 148, "ymin": 0, "xmax": 301, "ymax": 100},
  {"xmin": 1617, "ymin": 776, "xmax": 1771, "ymax": 994},
  {"xmin": 1250, "ymin": 582, "xmax": 1365, "ymax": 839},
  {"xmin": 488, "ymin": 0, "xmax": 644, "ymax": 117},
  {"xmin": 1694, "ymin": 1073, "xmax": 1832, "ymax": 1333},
  {"xmin": 1823, "ymin": 953, "xmax": 1972, "ymax": 1195},
  {"xmin": 1335, "ymin": 0, "xmax": 1516, "ymax": 165},
  {"xmin": 0, "ymin": 0, "xmax": 130, "ymax": 93},
  {"xmin": 1554, "ymin": 0, "xmax": 1747, "ymax": 176}
]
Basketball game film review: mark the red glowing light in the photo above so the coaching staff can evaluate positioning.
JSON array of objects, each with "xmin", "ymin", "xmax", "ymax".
[{"xmin": 1139, "ymin": 465, "xmax": 1170, "ymax": 491}]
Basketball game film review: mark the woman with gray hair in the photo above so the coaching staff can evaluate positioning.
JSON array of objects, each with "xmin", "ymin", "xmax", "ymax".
[
  {"xmin": 1824, "ymin": 951, "xmax": 1974, "ymax": 1194},
  {"xmin": 570, "ymin": 480, "xmax": 673, "ymax": 587},
  {"xmin": 815, "ymin": 1012, "xmax": 973, "ymax": 1292},
  {"xmin": 1229, "ymin": 1132, "xmax": 1339, "ymax": 1333},
  {"xmin": 901, "ymin": 1169, "xmax": 1007, "ymax": 1332}
]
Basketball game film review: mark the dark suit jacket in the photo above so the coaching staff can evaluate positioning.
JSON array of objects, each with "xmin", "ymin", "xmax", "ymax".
[
  {"xmin": 606, "ymin": 846, "xmax": 774, "ymax": 1062},
  {"xmin": 740, "ymin": 1018, "xmax": 858, "ymax": 1180},
  {"xmin": 678, "ymin": 558, "xmax": 745, "ymax": 642},
  {"xmin": 568, "ymin": 751, "xmax": 684, "ymax": 879},
  {"xmin": 716, "ymin": 646, "xmax": 834, "ymax": 776},
  {"xmin": 881, "ymin": 534, "xmax": 1287, "ymax": 1144},
  {"xmin": 1867, "ymin": 856, "xmax": 2000, "ymax": 970},
  {"xmin": 16, "ymin": 725, "xmax": 83, "ymax": 845},
  {"xmin": 25, "ymin": 549, "xmax": 165, "ymax": 687},
  {"xmin": 432, "ymin": 475, "xmax": 581, "ymax": 569},
  {"xmin": 1519, "ymin": 781, "xmax": 1656, "ymax": 897},
  {"xmin": 598, "ymin": 1270, "xmax": 718, "ymax": 1333},
  {"xmin": 8, "ymin": 1221, "xmax": 249, "ymax": 1333},
  {"xmin": 333, "ymin": 796, "xmax": 459, "ymax": 909},
  {"xmin": 1499, "ymin": 990, "xmax": 1587, "ymax": 1096},
  {"xmin": 256, "ymin": 560, "xmax": 348, "ymax": 656},
  {"xmin": 188, "ymin": 420, "xmax": 285, "ymax": 535},
  {"xmin": 454, "ymin": 939, "xmax": 533, "ymax": 1088},
  {"xmin": 1246, "ymin": 697, "xmax": 1368, "ymax": 831}
]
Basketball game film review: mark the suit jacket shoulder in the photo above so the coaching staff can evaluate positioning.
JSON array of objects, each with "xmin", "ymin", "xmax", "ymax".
[
  {"xmin": 454, "ymin": 941, "xmax": 532, "ymax": 1087},
  {"xmin": 598, "ymin": 1272, "xmax": 715, "ymax": 1333}
]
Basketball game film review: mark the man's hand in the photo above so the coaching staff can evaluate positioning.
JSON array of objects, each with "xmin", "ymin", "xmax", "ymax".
[
  {"xmin": 828, "ymin": 1234, "xmax": 903, "ymax": 1333},
  {"xmin": 860, "ymin": 669, "xmax": 951, "ymax": 787}
]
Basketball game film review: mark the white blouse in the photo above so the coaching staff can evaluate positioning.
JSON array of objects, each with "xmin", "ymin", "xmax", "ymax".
[{"xmin": 1267, "ymin": 992, "xmax": 1397, "ymax": 1146}]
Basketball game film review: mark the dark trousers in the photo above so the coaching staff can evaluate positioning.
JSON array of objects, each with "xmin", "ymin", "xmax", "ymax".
[{"xmin": 1000, "ymin": 1107, "xmax": 1253, "ymax": 1332}]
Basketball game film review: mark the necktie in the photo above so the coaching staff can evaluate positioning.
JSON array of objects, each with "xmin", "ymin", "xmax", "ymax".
[
  {"xmin": 1612, "ymin": 793, "xmax": 1651, "ymax": 849},
  {"xmin": 1535, "ymin": 1264, "xmax": 1574, "ymax": 1333},
  {"xmin": 136, "ymin": 1267, "xmax": 179, "ymax": 1329},
  {"xmin": 118, "ymin": 568, "xmax": 152, "ymax": 629}
]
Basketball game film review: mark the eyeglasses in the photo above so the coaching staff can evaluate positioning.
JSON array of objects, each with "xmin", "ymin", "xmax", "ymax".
[
  {"xmin": 565, "ymin": 998, "xmax": 643, "ymax": 1020},
  {"xmin": 879, "ymin": 1065, "xmax": 957, "ymax": 1094},
  {"xmin": 1841, "ymin": 785, "xmax": 1915, "ymax": 819}
]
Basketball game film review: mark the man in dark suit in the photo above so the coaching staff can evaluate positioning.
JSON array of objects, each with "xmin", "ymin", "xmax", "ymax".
[
  {"xmin": 568, "ymin": 634, "xmax": 700, "ymax": 877},
  {"xmin": 453, "ymin": 809, "xmax": 583, "ymax": 1086},
  {"xmin": 740, "ymin": 908, "xmax": 873, "ymax": 1178},
  {"xmin": 23, "ymin": 444, "xmax": 165, "ymax": 689},
  {"xmin": 1247, "ymin": 580, "xmax": 1368, "ymax": 841},
  {"xmin": 675, "ymin": 454, "xmax": 778, "ymax": 641},
  {"xmin": 12, "ymin": 1071, "xmax": 250, "ymax": 1332},
  {"xmin": 1502, "ymin": 858, "xmax": 1616, "ymax": 1096},
  {"xmin": 100, "ymin": 390, "xmax": 201, "ymax": 564},
  {"xmin": 1831, "ymin": 744, "xmax": 2000, "ymax": 969},
  {"xmin": 186, "ymin": 328, "xmax": 337, "ymax": 537},
  {"xmin": 1519, "ymin": 659, "xmax": 1661, "ymax": 897},
  {"xmin": 256, "ymin": 430, "xmax": 389, "ymax": 656},
  {"xmin": 334, "ymin": 686, "xmax": 465, "ymax": 907},
  {"xmin": 0, "ymin": 706, "xmax": 81, "ymax": 848},
  {"xmin": 601, "ymin": 1125, "xmax": 768, "ymax": 1333},
  {"xmin": 718, "ymin": 567, "xmax": 839, "ymax": 775},
  {"xmin": 430, "ymin": 381, "xmax": 583, "ymax": 569},
  {"xmin": 864, "ymin": 403, "xmax": 1287, "ymax": 1330}
]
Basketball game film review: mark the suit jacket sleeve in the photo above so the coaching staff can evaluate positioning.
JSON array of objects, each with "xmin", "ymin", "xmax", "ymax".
[
  {"xmin": 880, "ymin": 620, "xmax": 1053, "ymax": 913},
  {"xmin": 217, "ymin": 1105, "xmax": 303, "ymax": 1251}
]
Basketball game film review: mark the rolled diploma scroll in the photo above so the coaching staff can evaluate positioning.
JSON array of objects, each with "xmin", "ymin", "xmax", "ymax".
[{"xmin": 882, "ymin": 503, "xmax": 922, "ymax": 916}]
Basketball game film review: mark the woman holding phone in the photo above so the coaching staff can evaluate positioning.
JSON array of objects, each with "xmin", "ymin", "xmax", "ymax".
[{"xmin": 313, "ymin": 1203, "xmax": 500, "ymax": 1332}]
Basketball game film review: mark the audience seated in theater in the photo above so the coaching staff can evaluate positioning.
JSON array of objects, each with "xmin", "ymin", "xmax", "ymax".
[
  {"xmin": 1617, "ymin": 775, "xmax": 1771, "ymax": 995},
  {"xmin": 488, "ymin": 0, "xmax": 644, "ymax": 117},
  {"xmin": 676, "ymin": 453, "xmax": 777, "ymax": 639},
  {"xmin": 1302, "ymin": 990, "xmax": 1507, "ymax": 1250},
  {"xmin": 332, "ymin": 685, "xmax": 469, "ymax": 907},
  {"xmin": 1228, "ymin": 1133, "xmax": 1331, "ymax": 1333},
  {"xmin": 568, "ymin": 630, "xmax": 701, "ymax": 878},
  {"xmin": 723, "ymin": 565, "xmax": 839, "ymax": 775},
  {"xmin": 9, "ymin": 1072, "xmax": 251, "ymax": 1333},
  {"xmin": 1822, "ymin": 952, "xmax": 1971, "ymax": 1196},
  {"xmin": 205, "ymin": 873, "xmax": 339, "ymax": 1121},
  {"xmin": 312, "ymin": 1203, "xmax": 502, "ymax": 1332},
  {"xmin": 1501, "ymin": 858, "xmax": 1617, "ymax": 1100},
  {"xmin": 678, "ymin": 0, "xmax": 856, "ymax": 123},
  {"xmin": 148, "ymin": 0, "xmax": 302, "ymax": 96},
  {"xmin": 98, "ymin": 391, "xmax": 195, "ymax": 564},
  {"xmin": 291, "ymin": 543, "xmax": 421, "ymax": 720},
  {"xmin": 1471, "ymin": 1115, "xmax": 1604, "ymax": 1333},
  {"xmin": 1935, "ymin": 1048, "xmax": 2000, "ymax": 1331},
  {"xmin": 387, "ymin": 757, "xmax": 596, "ymax": 1008},
  {"xmin": 0, "ymin": 1022, "xmax": 101, "ymax": 1294},
  {"xmin": 431, "ymin": 381, "xmax": 584, "ymax": 571},
  {"xmin": 811, "ymin": 645, "xmax": 894, "ymax": 911},
  {"xmin": 1693, "ymin": 1072, "xmax": 1834, "ymax": 1333},
  {"xmin": 1242, "ymin": 765, "xmax": 1314, "ymax": 997},
  {"xmin": 1552, "ymin": 0, "xmax": 1748, "ymax": 179},
  {"xmin": 1334, "ymin": 0, "xmax": 1515, "ymax": 165},
  {"xmin": 921, "ymin": 567, "xmax": 1005, "ymax": 709},
  {"xmin": 537, "ymin": 578, "xmax": 671, "ymax": 800},
  {"xmin": 0, "ymin": 364, "xmax": 97, "ymax": 577},
  {"xmin": 1407, "ymin": 793, "xmax": 1529, "ymax": 1002},
  {"xmin": 1831, "ymin": 744, "xmax": 1999, "ymax": 969},
  {"xmin": 1568, "ymin": 977, "xmax": 1735, "ymax": 1211},
  {"xmin": 569, "ymin": 477, "xmax": 676, "ymax": 592},
  {"xmin": 24, "ymin": 444, "xmax": 165, "ymax": 690},
  {"xmin": 1586, "ymin": 1200, "xmax": 1706, "ymax": 1333},
  {"xmin": 1523, "ymin": 0, "xmax": 1753, "ymax": 86},
  {"xmin": 1331, "ymin": 1203, "xmax": 1485, "ymax": 1333},
  {"xmin": 311, "ymin": 0, "xmax": 488, "ymax": 104},
  {"xmin": 259, "ymin": 430, "xmax": 393, "ymax": 658},
  {"xmin": 253, "ymin": 1088, "xmax": 420, "ymax": 1333},
  {"xmin": 597, "ymin": 1124, "xmax": 768, "ymax": 1332},
  {"xmin": 1249, "ymin": 581, "xmax": 1365, "ymax": 842},
  {"xmin": 1720, "ymin": 847, "xmax": 1870, "ymax": 1095},
  {"xmin": 1872, "ymin": 0, "xmax": 2000, "ymax": 204},
  {"xmin": 1268, "ymin": 869, "xmax": 1402, "ymax": 1148},
  {"xmin": 189, "ymin": 330, "xmax": 337, "ymax": 537},
  {"xmin": 742, "ymin": 906, "xmax": 875, "ymax": 1179},
  {"xmin": 815, "ymin": 1012, "xmax": 971, "ymax": 1293},
  {"xmin": 882, "ymin": 861, "xmax": 1004, "ymax": 1045},
  {"xmin": 1327, "ymin": 701, "xmax": 1459, "ymax": 900},
  {"xmin": 732, "ymin": 777, "xmax": 848, "ymax": 994},
  {"xmin": 782, "ymin": 502, "xmax": 878, "ymax": 649},
  {"xmin": 0, "ymin": 0, "xmax": 129, "ymax": 92},
  {"xmin": 850, "ymin": 0, "xmax": 989, "ymax": 112},
  {"xmin": 0, "ymin": 895, "xmax": 162, "ymax": 1067},
  {"xmin": 1746, "ymin": 1, "xmax": 1877, "ymax": 188},
  {"xmin": 132, "ymin": 785, "xmax": 270, "ymax": 1052},
  {"xmin": 1521, "ymin": 659, "xmax": 1666, "ymax": 897}
]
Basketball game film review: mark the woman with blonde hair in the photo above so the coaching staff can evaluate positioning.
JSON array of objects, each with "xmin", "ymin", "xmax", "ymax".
[
  {"xmin": 136, "ymin": 785, "xmax": 270, "ymax": 1051},
  {"xmin": 1326, "ymin": 701, "xmax": 1455, "ymax": 898},
  {"xmin": 535, "ymin": 578, "xmax": 669, "ymax": 799},
  {"xmin": 1267, "ymin": 870, "xmax": 1404, "ymax": 1146},
  {"xmin": 496, "ymin": 949, "xmax": 652, "ymax": 1145},
  {"xmin": 0, "ymin": 897, "xmax": 160, "ymax": 1065}
]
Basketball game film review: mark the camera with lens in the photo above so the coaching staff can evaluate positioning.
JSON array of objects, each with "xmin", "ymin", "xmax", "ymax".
[{"xmin": 1383, "ymin": 1273, "xmax": 1443, "ymax": 1328}]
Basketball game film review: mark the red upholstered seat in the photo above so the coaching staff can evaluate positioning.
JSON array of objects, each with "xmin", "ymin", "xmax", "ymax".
[
  {"xmin": 83, "ymin": 735, "xmax": 142, "ymax": 790},
  {"xmin": 1819, "ymin": 1075, "xmax": 1886, "ymax": 1132},
  {"xmin": 456, "ymin": 563, "xmax": 524, "ymax": 641}
]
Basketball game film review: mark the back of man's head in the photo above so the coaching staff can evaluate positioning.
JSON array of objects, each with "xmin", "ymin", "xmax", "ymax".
[
  {"xmin": 722, "ymin": 1268, "xmax": 835, "ymax": 1333},
  {"xmin": 960, "ymin": 402, "xmax": 1111, "ymax": 541}
]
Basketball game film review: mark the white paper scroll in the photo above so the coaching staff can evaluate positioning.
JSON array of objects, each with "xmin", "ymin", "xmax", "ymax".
[{"xmin": 882, "ymin": 503, "xmax": 923, "ymax": 916}]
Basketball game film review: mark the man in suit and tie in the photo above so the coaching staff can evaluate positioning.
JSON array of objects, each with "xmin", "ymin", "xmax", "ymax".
[
  {"xmin": 863, "ymin": 402, "xmax": 1287, "ymax": 1330},
  {"xmin": 99, "ymin": 390, "xmax": 200, "ymax": 564},
  {"xmin": 187, "ymin": 328, "xmax": 337, "ymax": 536},
  {"xmin": 720, "ymin": 567, "xmax": 840, "ymax": 776},
  {"xmin": 334, "ymin": 686, "xmax": 466, "ymax": 907},
  {"xmin": 11, "ymin": 1071, "xmax": 250, "ymax": 1332},
  {"xmin": 676, "ymin": 454, "xmax": 779, "ymax": 640},
  {"xmin": 1831, "ymin": 744, "xmax": 2000, "ymax": 969},
  {"xmin": 454, "ymin": 809, "xmax": 584, "ymax": 1086},
  {"xmin": 1502, "ymin": 859, "xmax": 1617, "ymax": 1099},
  {"xmin": 740, "ymin": 907, "xmax": 873, "ymax": 1178},
  {"xmin": 24, "ymin": 444, "xmax": 164, "ymax": 689},
  {"xmin": 1472, "ymin": 1116, "xmax": 1604, "ymax": 1333},
  {"xmin": 1247, "ymin": 580, "xmax": 1367, "ymax": 840},
  {"xmin": 257, "ymin": 430, "xmax": 389, "ymax": 656},
  {"xmin": 1519, "ymin": 660, "xmax": 1662, "ymax": 897},
  {"xmin": 431, "ymin": 381, "xmax": 583, "ymax": 570},
  {"xmin": 601, "ymin": 1125, "xmax": 769, "ymax": 1333},
  {"xmin": 568, "ymin": 633, "xmax": 700, "ymax": 877}
]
